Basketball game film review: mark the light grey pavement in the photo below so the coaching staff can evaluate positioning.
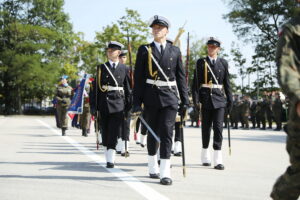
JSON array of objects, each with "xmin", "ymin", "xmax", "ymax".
[{"xmin": 0, "ymin": 116, "xmax": 289, "ymax": 200}]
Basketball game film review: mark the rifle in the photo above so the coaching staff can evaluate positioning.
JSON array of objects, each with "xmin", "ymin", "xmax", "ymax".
[
  {"xmin": 185, "ymin": 32, "xmax": 190, "ymax": 84},
  {"xmin": 95, "ymin": 65, "xmax": 100, "ymax": 150},
  {"xmin": 127, "ymin": 30, "xmax": 134, "ymax": 89},
  {"xmin": 179, "ymin": 32, "xmax": 190, "ymax": 178}
]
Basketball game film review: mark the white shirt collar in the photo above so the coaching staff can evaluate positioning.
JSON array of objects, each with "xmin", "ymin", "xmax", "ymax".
[
  {"xmin": 109, "ymin": 60, "xmax": 119, "ymax": 68},
  {"xmin": 153, "ymin": 40, "xmax": 167, "ymax": 53},
  {"xmin": 208, "ymin": 56, "xmax": 218, "ymax": 63}
]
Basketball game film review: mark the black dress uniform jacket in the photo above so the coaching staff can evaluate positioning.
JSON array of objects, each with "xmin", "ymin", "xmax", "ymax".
[
  {"xmin": 90, "ymin": 62, "xmax": 131, "ymax": 114},
  {"xmin": 133, "ymin": 42, "xmax": 189, "ymax": 108},
  {"xmin": 192, "ymin": 57, "xmax": 233, "ymax": 109}
]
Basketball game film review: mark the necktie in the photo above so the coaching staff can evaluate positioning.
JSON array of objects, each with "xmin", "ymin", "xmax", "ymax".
[
  {"xmin": 160, "ymin": 44, "xmax": 164, "ymax": 55},
  {"xmin": 112, "ymin": 63, "xmax": 116, "ymax": 69},
  {"xmin": 212, "ymin": 59, "xmax": 215, "ymax": 65}
]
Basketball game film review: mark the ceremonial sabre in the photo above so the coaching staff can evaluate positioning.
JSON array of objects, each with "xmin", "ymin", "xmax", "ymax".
[
  {"xmin": 180, "ymin": 115, "xmax": 186, "ymax": 177},
  {"xmin": 138, "ymin": 115, "xmax": 160, "ymax": 143},
  {"xmin": 227, "ymin": 114, "xmax": 231, "ymax": 155}
]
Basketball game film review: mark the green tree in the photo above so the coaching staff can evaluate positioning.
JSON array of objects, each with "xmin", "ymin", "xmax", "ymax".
[
  {"xmin": 0, "ymin": 0, "xmax": 74, "ymax": 114},
  {"xmin": 223, "ymin": 0, "xmax": 297, "ymax": 90},
  {"xmin": 230, "ymin": 42, "xmax": 247, "ymax": 95},
  {"xmin": 94, "ymin": 8, "xmax": 149, "ymax": 66}
]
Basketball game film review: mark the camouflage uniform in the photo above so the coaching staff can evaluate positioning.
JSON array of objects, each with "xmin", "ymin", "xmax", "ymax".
[
  {"xmin": 80, "ymin": 83, "xmax": 91, "ymax": 137},
  {"xmin": 55, "ymin": 84, "xmax": 72, "ymax": 130},
  {"xmin": 250, "ymin": 101, "xmax": 257, "ymax": 129},
  {"xmin": 255, "ymin": 101, "xmax": 262, "ymax": 129},
  {"xmin": 266, "ymin": 96, "xmax": 274, "ymax": 129},
  {"xmin": 270, "ymin": 13, "xmax": 300, "ymax": 200},
  {"xmin": 230, "ymin": 96, "xmax": 239, "ymax": 129},
  {"xmin": 272, "ymin": 95, "xmax": 283, "ymax": 131},
  {"xmin": 241, "ymin": 98, "xmax": 250, "ymax": 129}
]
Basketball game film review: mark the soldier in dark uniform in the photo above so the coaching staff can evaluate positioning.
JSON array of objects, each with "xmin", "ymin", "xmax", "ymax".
[
  {"xmin": 241, "ymin": 95, "xmax": 250, "ymax": 129},
  {"xmin": 260, "ymin": 97, "xmax": 268, "ymax": 130},
  {"xmin": 192, "ymin": 37, "xmax": 233, "ymax": 170},
  {"xmin": 231, "ymin": 94, "xmax": 239, "ymax": 129},
  {"xmin": 272, "ymin": 92, "xmax": 283, "ymax": 131},
  {"xmin": 132, "ymin": 15, "xmax": 189, "ymax": 185},
  {"xmin": 250, "ymin": 99, "xmax": 257, "ymax": 129},
  {"xmin": 55, "ymin": 75, "xmax": 73, "ymax": 136},
  {"xmin": 90, "ymin": 41, "xmax": 131, "ymax": 168},
  {"xmin": 238, "ymin": 96, "xmax": 245, "ymax": 128},
  {"xmin": 266, "ymin": 94, "xmax": 274, "ymax": 129},
  {"xmin": 256, "ymin": 99, "xmax": 262, "ymax": 129},
  {"xmin": 119, "ymin": 50, "xmax": 132, "ymax": 156}
]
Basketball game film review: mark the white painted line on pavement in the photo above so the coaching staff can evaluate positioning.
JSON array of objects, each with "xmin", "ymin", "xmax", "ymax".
[{"xmin": 37, "ymin": 119, "xmax": 169, "ymax": 200}]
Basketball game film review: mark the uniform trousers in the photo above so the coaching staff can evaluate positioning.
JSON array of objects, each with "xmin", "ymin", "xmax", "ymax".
[
  {"xmin": 145, "ymin": 105, "xmax": 177, "ymax": 159},
  {"xmin": 201, "ymin": 107, "xmax": 225, "ymax": 150},
  {"xmin": 174, "ymin": 122, "xmax": 181, "ymax": 142},
  {"xmin": 121, "ymin": 111, "xmax": 131, "ymax": 141},
  {"xmin": 99, "ymin": 111, "xmax": 123, "ymax": 149},
  {"xmin": 56, "ymin": 104, "xmax": 68, "ymax": 128},
  {"xmin": 135, "ymin": 113, "xmax": 147, "ymax": 136}
]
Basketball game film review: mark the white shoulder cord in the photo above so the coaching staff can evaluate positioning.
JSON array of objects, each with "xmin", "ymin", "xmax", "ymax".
[
  {"xmin": 145, "ymin": 46, "xmax": 181, "ymax": 103},
  {"xmin": 103, "ymin": 63, "xmax": 120, "ymax": 91}
]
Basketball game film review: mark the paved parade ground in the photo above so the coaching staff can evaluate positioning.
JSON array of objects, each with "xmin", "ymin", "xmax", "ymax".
[{"xmin": 0, "ymin": 115, "xmax": 289, "ymax": 200}]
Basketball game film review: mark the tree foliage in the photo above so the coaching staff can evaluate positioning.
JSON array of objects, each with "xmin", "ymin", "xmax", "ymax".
[
  {"xmin": 223, "ymin": 0, "xmax": 297, "ymax": 92},
  {"xmin": 0, "ymin": 0, "xmax": 74, "ymax": 114},
  {"xmin": 94, "ymin": 8, "xmax": 149, "ymax": 66}
]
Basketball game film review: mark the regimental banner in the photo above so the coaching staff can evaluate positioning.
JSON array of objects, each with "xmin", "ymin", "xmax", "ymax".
[{"xmin": 68, "ymin": 74, "xmax": 89, "ymax": 114}]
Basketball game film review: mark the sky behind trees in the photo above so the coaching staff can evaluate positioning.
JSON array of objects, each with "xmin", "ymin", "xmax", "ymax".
[{"xmin": 63, "ymin": 0, "xmax": 254, "ymax": 64}]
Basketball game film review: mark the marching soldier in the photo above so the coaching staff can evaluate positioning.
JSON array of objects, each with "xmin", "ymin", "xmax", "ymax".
[
  {"xmin": 80, "ymin": 77, "xmax": 92, "ymax": 137},
  {"xmin": 119, "ymin": 50, "xmax": 132, "ymax": 156},
  {"xmin": 132, "ymin": 15, "xmax": 189, "ymax": 185},
  {"xmin": 192, "ymin": 37, "xmax": 233, "ymax": 170},
  {"xmin": 270, "ymin": 3, "xmax": 300, "ymax": 199},
  {"xmin": 90, "ymin": 41, "xmax": 131, "ymax": 168},
  {"xmin": 55, "ymin": 75, "xmax": 73, "ymax": 136}
]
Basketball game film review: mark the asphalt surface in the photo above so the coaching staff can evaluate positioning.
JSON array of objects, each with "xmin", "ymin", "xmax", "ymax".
[{"xmin": 0, "ymin": 116, "xmax": 289, "ymax": 200}]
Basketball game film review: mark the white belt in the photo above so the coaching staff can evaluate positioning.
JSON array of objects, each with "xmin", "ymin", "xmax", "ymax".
[
  {"xmin": 201, "ymin": 84, "xmax": 223, "ymax": 89},
  {"xmin": 103, "ymin": 85, "xmax": 124, "ymax": 91},
  {"xmin": 146, "ymin": 79, "xmax": 176, "ymax": 87}
]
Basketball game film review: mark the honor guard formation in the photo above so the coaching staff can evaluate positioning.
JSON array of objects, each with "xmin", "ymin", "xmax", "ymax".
[{"xmin": 51, "ymin": 13, "xmax": 300, "ymax": 199}]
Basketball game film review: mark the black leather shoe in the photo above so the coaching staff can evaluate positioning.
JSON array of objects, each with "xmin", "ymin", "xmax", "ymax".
[
  {"xmin": 202, "ymin": 163, "xmax": 211, "ymax": 166},
  {"xmin": 174, "ymin": 152, "xmax": 182, "ymax": 157},
  {"xmin": 141, "ymin": 144, "xmax": 145, "ymax": 148},
  {"xmin": 82, "ymin": 129, "xmax": 88, "ymax": 137},
  {"xmin": 116, "ymin": 151, "xmax": 121, "ymax": 154},
  {"xmin": 121, "ymin": 152, "xmax": 130, "ymax": 157},
  {"xmin": 149, "ymin": 173, "xmax": 160, "ymax": 179},
  {"xmin": 160, "ymin": 177, "xmax": 172, "ymax": 185},
  {"xmin": 106, "ymin": 162, "xmax": 114, "ymax": 168},
  {"xmin": 214, "ymin": 164, "xmax": 225, "ymax": 170},
  {"xmin": 62, "ymin": 128, "xmax": 66, "ymax": 136}
]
